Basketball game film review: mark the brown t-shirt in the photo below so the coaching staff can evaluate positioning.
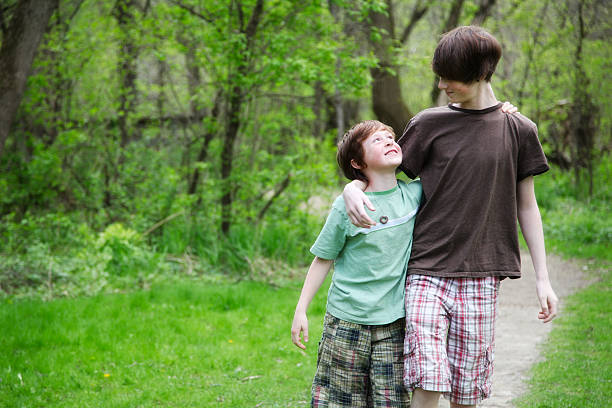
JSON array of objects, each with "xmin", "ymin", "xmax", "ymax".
[{"xmin": 397, "ymin": 103, "xmax": 549, "ymax": 278}]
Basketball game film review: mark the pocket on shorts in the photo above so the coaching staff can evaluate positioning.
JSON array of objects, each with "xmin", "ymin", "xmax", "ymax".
[
  {"xmin": 316, "ymin": 314, "xmax": 338, "ymax": 366},
  {"xmin": 477, "ymin": 343, "xmax": 494, "ymax": 399},
  {"xmin": 403, "ymin": 331, "xmax": 420, "ymax": 390}
]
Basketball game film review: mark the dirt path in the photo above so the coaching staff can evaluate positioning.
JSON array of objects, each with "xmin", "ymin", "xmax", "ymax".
[{"xmin": 437, "ymin": 251, "xmax": 591, "ymax": 407}]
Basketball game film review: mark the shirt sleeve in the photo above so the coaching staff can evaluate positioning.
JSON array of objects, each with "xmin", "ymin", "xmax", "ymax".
[
  {"xmin": 310, "ymin": 206, "xmax": 347, "ymax": 260},
  {"xmin": 407, "ymin": 180, "xmax": 423, "ymax": 208},
  {"xmin": 397, "ymin": 116, "xmax": 427, "ymax": 179},
  {"xmin": 517, "ymin": 123, "xmax": 549, "ymax": 181}
]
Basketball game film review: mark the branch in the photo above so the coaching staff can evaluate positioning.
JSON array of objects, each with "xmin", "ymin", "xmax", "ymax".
[
  {"xmin": 169, "ymin": 0, "xmax": 214, "ymax": 22},
  {"xmin": 68, "ymin": 0, "xmax": 85, "ymax": 22},
  {"xmin": 143, "ymin": 211, "xmax": 185, "ymax": 236},
  {"xmin": 441, "ymin": 0, "xmax": 466, "ymax": 33},
  {"xmin": 245, "ymin": 0, "xmax": 264, "ymax": 44},
  {"xmin": 236, "ymin": 0, "xmax": 245, "ymax": 30},
  {"xmin": 516, "ymin": 0, "xmax": 550, "ymax": 105},
  {"xmin": 400, "ymin": 0, "xmax": 430, "ymax": 45},
  {"xmin": 471, "ymin": 0, "xmax": 497, "ymax": 26},
  {"xmin": 256, "ymin": 174, "xmax": 291, "ymax": 222}
]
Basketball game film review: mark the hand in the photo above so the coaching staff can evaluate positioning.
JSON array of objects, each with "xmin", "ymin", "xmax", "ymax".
[
  {"xmin": 536, "ymin": 279, "xmax": 559, "ymax": 323},
  {"xmin": 501, "ymin": 101, "xmax": 518, "ymax": 114},
  {"xmin": 343, "ymin": 181, "xmax": 376, "ymax": 228},
  {"xmin": 291, "ymin": 311, "xmax": 309, "ymax": 350}
]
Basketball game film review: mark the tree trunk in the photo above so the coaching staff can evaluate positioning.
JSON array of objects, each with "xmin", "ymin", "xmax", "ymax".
[
  {"xmin": 0, "ymin": 0, "xmax": 57, "ymax": 158},
  {"xmin": 367, "ymin": 3, "xmax": 412, "ymax": 135},
  {"xmin": 220, "ymin": 82, "xmax": 242, "ymax": 235},
  {"xmin": 188, "ymin": 91, "xmax": 221, "ymax": 196},
  {"xmin": 471, "ymin": 0, "xmax": 497, "ymax": 26},
  {"xmin": 113, "ymin": 0, "xmax": 139, "ymax": 147},
  {"xmin": 219, "ymin": 0, "xmax": 264, "ymax": 235},
  {"xmin": 570, "ymin": 0, "xmax": 597, "ymax": 196},
  {"xmin": 363, "ymin": 0, "xmax": 429, "ymax": 133}
]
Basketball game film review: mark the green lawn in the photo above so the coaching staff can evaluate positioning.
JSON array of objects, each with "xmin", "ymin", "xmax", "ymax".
[{"xmin": 0, "ymin": 279, "xmax": 329, "ymax": 407}]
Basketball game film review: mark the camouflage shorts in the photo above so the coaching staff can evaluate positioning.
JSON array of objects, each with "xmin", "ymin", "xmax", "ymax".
[{"xmin": 311, "ymin": 313, "xmax": 410, "ymax": 407}]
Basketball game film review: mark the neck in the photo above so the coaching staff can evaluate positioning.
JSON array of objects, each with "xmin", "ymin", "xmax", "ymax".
[
  {"xmin": 364, "ymin": 172, "xmax": 398, "ymax": 192},
  {"xmin": 457, "ymin": 81, "xmax": 498, "ymax": 110}
]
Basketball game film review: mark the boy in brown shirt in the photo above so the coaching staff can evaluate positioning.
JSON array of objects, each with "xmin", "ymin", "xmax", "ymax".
[{"xmin": 342, "ymin": 26, "xmax": 558, "ymax": 407}]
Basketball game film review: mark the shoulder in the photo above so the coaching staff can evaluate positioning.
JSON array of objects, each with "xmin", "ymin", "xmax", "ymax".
[
  {"xmin": 401, "ymin": 107, "xmax": 453, "ymax": 140},
  {"xmin": 397, "ymin": 179, "xmax": 423, "ymax": 201},
  {"xmin": 504, "ymin": 111, "xmax": 538, "ymax": 134},
  {"xmin": 410, "ymin": 106, "xmax": 453, "ymax": 125},
  {"xmin": 330, "ymin": 194, "xmax": 349, "ymax": 216},
  {"xmin": 398, "ymin": 179, "xmax": 422, "ymax": 192}
]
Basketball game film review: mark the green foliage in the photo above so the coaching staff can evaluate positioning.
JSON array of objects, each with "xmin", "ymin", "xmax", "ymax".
[
  {"xmin": 536, "ymin": 160, "xmax": 611, "ymax": 261},
  {"xmin": 97, "ymin": 223, "xmax": 164, "ymax": 277}
]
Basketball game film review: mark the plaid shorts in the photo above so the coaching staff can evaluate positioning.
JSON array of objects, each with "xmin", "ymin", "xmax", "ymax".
[
  {"xmin": 311, "ymin": 313, "xmax": 410, "ymax": 407},
  {"xmin": 403, "ymin": 275, "xmax": 500, "ymax": 405}
]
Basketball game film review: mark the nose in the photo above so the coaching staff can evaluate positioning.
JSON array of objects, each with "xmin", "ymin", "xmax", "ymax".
[{"xmin": 438, "ymin": 78, "xmax": 447, "ymax": 89}]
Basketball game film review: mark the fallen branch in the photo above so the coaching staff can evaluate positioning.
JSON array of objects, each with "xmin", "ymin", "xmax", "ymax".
[{"xmin": 142, "ymin": 211, "xmax": 184, "ymax": 237}]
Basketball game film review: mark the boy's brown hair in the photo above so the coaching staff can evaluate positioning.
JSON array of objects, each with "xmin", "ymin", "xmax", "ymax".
[
  {"xmin": 336, "ymin": 120, "xmax": 395, "ymax": 182},
  {"xmin": 432, "ymin": 25, "xmax": 501, "ymax": 83}
]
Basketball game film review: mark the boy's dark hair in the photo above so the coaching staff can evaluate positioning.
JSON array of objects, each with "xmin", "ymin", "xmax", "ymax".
[
  {"xmin": 432, "ymin": 25, "xmax": 502, "ymax": 83},
  {"xmin": 337, "ymin": 120, "xmax": 395, "ymax": 182}
]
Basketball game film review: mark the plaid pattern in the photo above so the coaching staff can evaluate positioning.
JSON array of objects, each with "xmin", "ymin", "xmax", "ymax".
[
  {"xmin": 403, "ymin": 275, "xmax": 500, "ymax": 405},
  {"xmin": 311, "ymin": 313, "xmax": 410, "ymax": 407}
]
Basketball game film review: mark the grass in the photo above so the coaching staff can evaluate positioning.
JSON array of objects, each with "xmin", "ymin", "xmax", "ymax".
[
  {"xmin": 515, "ymin": 270, "xmax": 612, "ymax": 407},
  {"xmin": 0, "ymin": 279, "xmax": 329, "ymax": 407}
]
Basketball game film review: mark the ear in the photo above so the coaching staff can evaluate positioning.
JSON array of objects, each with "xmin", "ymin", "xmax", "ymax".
[{"xmin": 350, "ymin": 159, "xmax": 362, "ymax": 170}]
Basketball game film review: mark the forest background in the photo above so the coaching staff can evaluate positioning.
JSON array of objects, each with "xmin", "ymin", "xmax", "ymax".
[{"xmin": 0, "ymin": 0, "xmax": 610, "ymax": 297}]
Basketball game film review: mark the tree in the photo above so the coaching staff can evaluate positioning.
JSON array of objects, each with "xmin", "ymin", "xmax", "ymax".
[
  {"xmin": 0, "ymin": 0, "xmax": 57, "ymax": 158},
  {"xmin": 568, "ymin": 0, "xmax": 599, "ymax": 195},
  {"xmin": 363, "ymin": 0, "xmax": 430, "ymax": 134}
]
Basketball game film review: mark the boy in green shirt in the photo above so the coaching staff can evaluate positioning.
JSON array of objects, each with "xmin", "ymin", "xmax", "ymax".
[{"xmin": 291, "ymin": 120, "xmax": 422, "ymax": 407}]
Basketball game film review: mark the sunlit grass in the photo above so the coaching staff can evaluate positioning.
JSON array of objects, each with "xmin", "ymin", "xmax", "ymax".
[{"xmin": 0, "ymin": 279, "xmax": 328, "ymax": 407}]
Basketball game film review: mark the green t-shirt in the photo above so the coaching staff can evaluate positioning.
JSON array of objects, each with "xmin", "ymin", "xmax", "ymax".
[{"xmin": 311, "ymin": 179, "xmax": 422, "ymax": 325}]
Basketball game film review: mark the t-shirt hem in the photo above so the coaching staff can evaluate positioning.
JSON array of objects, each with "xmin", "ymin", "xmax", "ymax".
[
  {"xmin": 518, "ymin": 164, "xmax": 550, "ymax": 181},
  {"xmin": 408, "ymin": 269, "xmax": 521, "ymax": 279},
  {"xmin": 310, "ymin": 248, "xmax": 335, "ymax": 260},
  {"xmin": 327, "ymin": 307, "xmax": 405, "ymax": 326}
]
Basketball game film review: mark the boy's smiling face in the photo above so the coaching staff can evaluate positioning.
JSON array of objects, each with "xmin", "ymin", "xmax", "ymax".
[{"xmin": 351, "ymin": 128, "xmax": 402, "ymax": 172}]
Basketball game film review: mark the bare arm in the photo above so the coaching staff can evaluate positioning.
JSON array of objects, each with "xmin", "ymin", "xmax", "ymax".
[
  {"xmin": 517, "ymin": 176, "xmax": 558, "ymax": 323},
  {"xmin": 291, "ymin": 257, "xmax": 334, "ymax": 349},
  {"xmin": 342, "ymin": 179, "xmax": 376, "ymax": 228}
]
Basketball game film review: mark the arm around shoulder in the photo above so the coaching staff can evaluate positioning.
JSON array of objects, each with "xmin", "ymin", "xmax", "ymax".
[{"xmin": 342, "ymin": 179, "xmax": 376, "ymax": 228}]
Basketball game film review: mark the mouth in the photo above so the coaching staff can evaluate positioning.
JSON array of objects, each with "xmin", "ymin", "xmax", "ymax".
[{"xmin": 385, "ymin": 148, "xmax": 399, "ymax": 156}]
